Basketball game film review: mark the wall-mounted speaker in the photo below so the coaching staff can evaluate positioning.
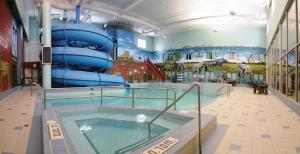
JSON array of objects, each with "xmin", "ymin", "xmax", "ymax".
[{"xmin": 42, "ymin": 46, "xmax": 52, "ymax": 64}]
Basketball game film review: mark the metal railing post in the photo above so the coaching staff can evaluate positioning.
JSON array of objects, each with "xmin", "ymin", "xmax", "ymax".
[
  {"xmin": 165, "ymin": 89, "xmax": 168, "ymax": 108},
  {"xmin": 148, "ymin": 122, "xmax": 151, "ymax": 138},
  {"xmin": 132, "ymin": 88, "xmax": 135, "ymax": 108},
  {"xmin": 227, "ymin": 85, "xmax": 229, "ymax": 96},
  {"xmin": 197, "ymin": 85, "xmax": 202, "ymax": 154},
  {"xmin": 173, "ymin": 90, "xmax": 177, "ymax": 111},
  {"xmin": 43, "ymin": 90, "xmax": 46, "ymax": 109},
  {"xmin": 31, "ymin": 84, "xmax": 33, "ymax": 96},
  {"xmin": 148, "ymin": 84, "xmax": 200, "ymax": 140},
  {"xmin": 100, "ymin": 87, "xmax": 103, "ymax": 105}
]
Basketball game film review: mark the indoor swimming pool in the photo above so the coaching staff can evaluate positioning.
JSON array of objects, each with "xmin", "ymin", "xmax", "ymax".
[
  {"xmin": 45, "ymin": 83, "xmax": 223, "ymax": 110},
  {"xmin": 58, "ymin": 108, "xmax": 193, "ymax": 154}
]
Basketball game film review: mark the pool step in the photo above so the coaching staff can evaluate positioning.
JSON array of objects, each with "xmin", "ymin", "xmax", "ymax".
[{"xmin": 115, "ymin": 136, "xmax": 162, "ymax": 154}]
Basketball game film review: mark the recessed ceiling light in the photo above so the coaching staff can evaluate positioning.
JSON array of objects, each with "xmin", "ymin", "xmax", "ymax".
[{"xmin": 230, "ymin": 11, "xmax": 236, "ymax": 16}]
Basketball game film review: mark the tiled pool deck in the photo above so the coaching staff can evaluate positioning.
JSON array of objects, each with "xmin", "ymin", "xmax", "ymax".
[
  {"xmin": 202, "ymin": 87, "xmax": 300, "ymax": 154},
  {"xmin": 0, "ymin": 89, "xmax": 37, "ymax": 154},
  {"xmin": 0, "ymin": 86, "xmax": 300, "ymax": 154}
]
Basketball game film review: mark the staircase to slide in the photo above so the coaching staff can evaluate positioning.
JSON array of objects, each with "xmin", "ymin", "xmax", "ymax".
[{"xmin": 146, "ymin": 58, "xmax": 165, "ymax": 81}]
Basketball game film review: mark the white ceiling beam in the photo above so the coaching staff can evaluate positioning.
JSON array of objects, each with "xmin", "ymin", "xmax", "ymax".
[
  {"xmin": 121, "ymin": 0, "xmax": 144, "ymax": 14},
  {"xmin": 82, "ymin": 4, "xmax": 160, "ymax": 30}
]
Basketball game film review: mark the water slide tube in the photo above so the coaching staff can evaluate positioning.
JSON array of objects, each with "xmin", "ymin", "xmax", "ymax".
[{"xmin": 51, "ymin": 24, "xmax": 128, "ymax": 87}]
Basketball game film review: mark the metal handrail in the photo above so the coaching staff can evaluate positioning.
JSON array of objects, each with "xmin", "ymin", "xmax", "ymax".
[
  {"xmin": 44, "ymin": 86, "xmax": 177, "ymax": 110},
  {"xmin": 30, "ymin": 82, "xmax": 43, "ymax": 96},
  {"xmin": 147, "ymin": 84, "xmax": 202, "ymax": 154},
  {"xmin": 216, "ymin": 85, "xmax": 226, "ymax": 97},
  {"xmin": 45, "ymin": 95, "xmax": 176, "ymax": 100},
  {"xmin": 216, "ymin": 84, "xmax": 231, "ymax": 97},
  {"xmin": 47, "ymin": 86, "xmax": 177, "ymax": 91},
  {"xmin": 30, "ymin": 82, "xmax": 47, "ymax": 109}
]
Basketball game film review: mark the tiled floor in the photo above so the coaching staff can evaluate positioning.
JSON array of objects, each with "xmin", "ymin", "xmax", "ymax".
[
  {"xmin": 202, "ymin": 87, "xmax": 300, "ymax": 154},
  {"xmin": 0, "ymin": 90, "xmax": 37, "ymax": 154},
  {"xmin": 1, "ymin": 86, "xmax": 300, "ymax": 154}
]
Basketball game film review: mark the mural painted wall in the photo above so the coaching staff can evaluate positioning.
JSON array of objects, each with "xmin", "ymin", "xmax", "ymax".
[
  {"xmin": 113, "ymin": 29, "xmax": 158, "ymax": 62},
  {"xmin": 154, "ymin": 25, "xmax": 266, "ymax": 50},
  {"xmin": 157, "ymin": 47, "xmax": 266, "ymax": 64},
  {"xmin": 107, "ymin": 26, "xmax": 266, "ymax": 64},
  {"xmin": 0, "ymin": 0, "xmax": 13, "ymax": 91},
  {"xmin": 107, "ymin": 25, "xmax": 267, "ymax": 82}
]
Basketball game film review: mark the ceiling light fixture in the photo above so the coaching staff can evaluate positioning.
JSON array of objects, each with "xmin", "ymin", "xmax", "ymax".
[{"xmin": 229, "ymin": 11, "xmax": 236, "ymax": 16}]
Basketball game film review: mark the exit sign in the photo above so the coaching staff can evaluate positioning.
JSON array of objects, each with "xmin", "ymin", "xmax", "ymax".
[{"xmin": 0, "ymin": 35, "xmax": 7, "ymax": 49}]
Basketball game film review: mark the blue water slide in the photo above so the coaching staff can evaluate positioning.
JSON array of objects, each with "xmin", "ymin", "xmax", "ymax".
[
  {"xmin": 52, "ymin": 47, "xmax": 114, "ymax": 70},
  {"xmin": 52, "ymin": 69, "xmax": 126, "ymax": 87},
  {"xmin": 51, "ymin": 24, "xmax": 127, "ymax": 87},
  {"xmin": 52, "ymin": 24, "xmax": 114, "ymax": 52}
]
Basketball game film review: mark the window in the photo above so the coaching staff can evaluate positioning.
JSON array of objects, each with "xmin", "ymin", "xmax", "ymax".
[
  {"xmin": 227, "ymin": 52, "xmax": 236, "ymax": 60},
  {"xmin": 297, "ymin": 46, "xmax": 300, "ymax": 102},
  {"xmin": 12, "ymin": 23, "xmax": 17, "ymax": 57},
  {"xmin": 137, "ymin": 38, "xmax": 146, "ymax": 49},
  {"xmin": 276, "ymin": 61, "xmax": 280, "ymax": 90},
  {"xmin": 298, "ymin": 0, "xmax": 300, "ymax": 40},
  {"xmin": 288, "ymin": 1, "xmax": 296, "ymax": 50},
  {"xmin": 282, "ymin": 17, "xmax": 288, "ymax": 55},
  {"xmin": 186, "ymin": 53, "xmax": 192, "ymax": 60},
  {"xmin": 287, "ymin": 50, "xmax": 296, "ymax": 100},
  {"xmin": 205, "ymin": 52, "xmax": 212, "ymax": 59},
  {"xmin": 282, "ymin": 56, "xmax": 287, "ymax": 94}
]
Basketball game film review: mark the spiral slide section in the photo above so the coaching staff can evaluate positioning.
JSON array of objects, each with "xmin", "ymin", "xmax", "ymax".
[{"xmin": 51, "ymin": 24, "xmax": 128, "ymax": 87}]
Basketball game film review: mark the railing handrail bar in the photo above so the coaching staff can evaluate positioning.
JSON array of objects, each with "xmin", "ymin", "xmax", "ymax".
[
  {"xmin": 46, "ymin": 86, "xmax": 177, "ymax": 91},
  {"xmin": 148, "ymin": 84, "xmax": 200, "ymax": 136},
  {"xmin": 31, "ymin": 82, "xmax": 44, "ymax": 96},
  {"xmin": 216, "ymin": 85, "xmax": 226, "ymax": 96},
  {"xmin": 31, "ymin": 82, "xmax": 43, "ymax": 89},
  {"xmin": 45, "ymin": 95, "xmax": 176, "ymax": 100}
]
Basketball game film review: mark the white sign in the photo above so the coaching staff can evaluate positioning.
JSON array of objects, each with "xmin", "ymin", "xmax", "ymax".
[
  {"xmin": 47, "ymin": 120, "xmax": 64, "ymax": 140},
  {"xmin": 193, "ymin": 74, "xmax": 205, "ymax": 79},
  {"xmin": 143, "ymin": 137, "xmax": 179, "ymax": 154},
  {"xmin": 0, "ymin": 35, "xmax": 8, "ymax": 49}
]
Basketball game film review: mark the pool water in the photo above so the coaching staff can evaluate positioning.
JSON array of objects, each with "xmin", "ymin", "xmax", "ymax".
[
  {"xmin": 59, "ymin": 108, "xmax": 193, "ymax": 154},
  {"xmin": 46, "ymin": 83, "xmax": 216, "ymax": 109}
]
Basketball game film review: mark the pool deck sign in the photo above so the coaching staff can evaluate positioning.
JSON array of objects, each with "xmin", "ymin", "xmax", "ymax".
[
  {"xmin": 143, "ymin": 137, "xmax": 179, "ymax": 154},
  {"xmin": 0, "ymin": 35, "xmax": 7, "ymax": 49},
  {"xmin": 47, "ymin": 120, "xmax": 64, "ymax": 140}
]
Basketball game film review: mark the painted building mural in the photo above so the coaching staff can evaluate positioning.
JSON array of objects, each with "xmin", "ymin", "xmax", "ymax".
[
  {"xmin": 108, "ymin": 28, "xmax": 266, "ymax": 83},
  {"xmin": 110, "ymin": 29, "xmax": 157, "ymax": 62},
  {"xmin": 0, "ymin": 0, "xmax": 13, "ymax": 92},
  {"xmin": 108, "ymin": 28, "xmax": 266, "ymax": 65},
  {"xmin": 158, "ymin": 47, "xmax": 266, "ymax": 64}
]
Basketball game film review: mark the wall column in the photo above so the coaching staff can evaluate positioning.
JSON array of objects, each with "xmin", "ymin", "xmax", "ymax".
[{"xmin": 42, "ymin": 0, "xmax": 51, "ymax": 88}]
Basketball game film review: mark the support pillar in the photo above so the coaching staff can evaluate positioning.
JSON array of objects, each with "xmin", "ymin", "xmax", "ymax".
[{"xmin": 42, "ymin": 0, "xmax": 51, "ymax": 89}]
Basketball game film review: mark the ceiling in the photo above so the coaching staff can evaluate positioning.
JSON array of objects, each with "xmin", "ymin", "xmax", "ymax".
[{"xmin": 50, "ymin": 0, "xmax": 269, "ymax": 36}]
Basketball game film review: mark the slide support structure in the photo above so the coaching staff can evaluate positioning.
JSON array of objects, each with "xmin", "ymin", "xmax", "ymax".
[{"xmin": 42, "ymin": 0, "xmax": 52, "ymax": 89}]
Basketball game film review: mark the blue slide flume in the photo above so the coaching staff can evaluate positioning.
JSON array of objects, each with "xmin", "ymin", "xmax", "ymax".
[{"xmin": 51, "ymin": 24, "xmax": 127, "ymax": 87}]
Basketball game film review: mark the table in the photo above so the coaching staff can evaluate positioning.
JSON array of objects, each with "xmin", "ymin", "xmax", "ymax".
[{"xmin": 257, "ymin": 84, "xmax": 268, "ymax": 95}]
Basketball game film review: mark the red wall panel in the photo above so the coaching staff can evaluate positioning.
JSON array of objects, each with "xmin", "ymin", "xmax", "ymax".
[{"xmin": 0, "ymin": 0, "xmax": 13, "ymax": 92}]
